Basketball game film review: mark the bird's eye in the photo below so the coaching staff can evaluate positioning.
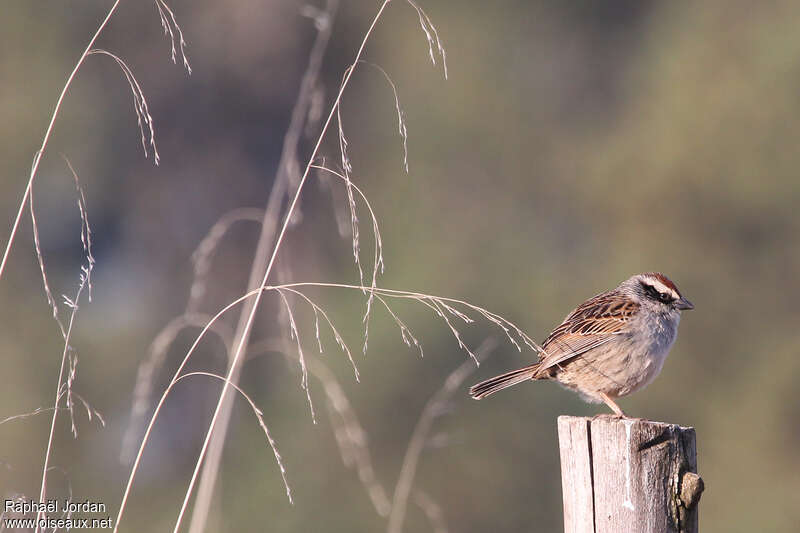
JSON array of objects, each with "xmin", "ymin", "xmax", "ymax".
[{"xmin": 640, "ymin": 282, "xmax": 675, "ymax": 304}]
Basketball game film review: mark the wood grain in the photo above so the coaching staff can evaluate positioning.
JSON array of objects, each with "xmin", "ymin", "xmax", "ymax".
[{"xmin": 557, "ymin": 416, "xmax": 702, "ymax": 533}]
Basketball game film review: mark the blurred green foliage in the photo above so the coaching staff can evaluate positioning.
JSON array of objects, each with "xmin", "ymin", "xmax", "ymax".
[{"xmin": 1, "ymin": 1, "xmax": 799, "ymax": 531}]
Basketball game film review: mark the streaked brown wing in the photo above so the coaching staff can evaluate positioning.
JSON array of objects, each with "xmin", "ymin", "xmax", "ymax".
[{"xmin": 538, "ymin": 292, "xmax": 638, "ymax": 371}]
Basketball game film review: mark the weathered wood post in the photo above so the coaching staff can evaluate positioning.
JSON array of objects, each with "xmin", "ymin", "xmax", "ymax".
[{"xmin": 558, "ymin": 416, "xmax": 704, "ymax": 533}]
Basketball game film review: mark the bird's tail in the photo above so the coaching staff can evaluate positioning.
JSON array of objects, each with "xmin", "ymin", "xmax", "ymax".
[{"xmin": 469, "ymin": 363, "xmax": 541, "ymax": 400}]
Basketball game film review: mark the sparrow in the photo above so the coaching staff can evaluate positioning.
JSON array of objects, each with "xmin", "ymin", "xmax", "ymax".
[{"xmin": 469, "ymin": 273, "xmax": 693, "ymax": 416}]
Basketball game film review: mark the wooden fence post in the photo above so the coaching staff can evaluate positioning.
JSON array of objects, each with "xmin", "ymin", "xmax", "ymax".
[{"xmin": 557, "ymin": 416, "xmax": 704, "ymax": 533}]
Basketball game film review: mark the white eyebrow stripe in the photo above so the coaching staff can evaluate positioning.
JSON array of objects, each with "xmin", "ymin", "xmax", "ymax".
[{"xmin": 643, "ymin": 278, "xmax": 679, "ymax": 298}]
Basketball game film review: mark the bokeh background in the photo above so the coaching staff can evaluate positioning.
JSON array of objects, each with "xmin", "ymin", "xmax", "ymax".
[{"xmin": 2, "ymin": 1, "xmax": 799, "ymax": 531}]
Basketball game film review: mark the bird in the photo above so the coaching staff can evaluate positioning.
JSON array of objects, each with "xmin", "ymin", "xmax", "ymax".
[{"xmin": 469, "ymin": 272, "xmax": 693, "ymax": 417}]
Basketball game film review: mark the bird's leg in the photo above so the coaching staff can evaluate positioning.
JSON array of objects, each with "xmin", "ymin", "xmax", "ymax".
[{"xmin": 600, "ymin": 392, "xmax": 627, "ymax": 418}]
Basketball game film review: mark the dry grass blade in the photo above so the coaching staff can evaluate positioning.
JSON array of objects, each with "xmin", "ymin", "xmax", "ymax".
[
  {"xmin": 279, "ymin": 287, "xmax": 360, "ymax": 381},
  {"xmin": 375, "ymin": 294, "xmax": 423, "ymax": 358},
  {"xmin": 173, "ymin": 372, "xmax": 292, "ymax": 503},
  {"xmin": 29, "ymin": 182, "xmax": 65, "ymax": 337},
  {"xmin": 357, "ymin": 61, "xmax": 409, "ymax": 172},
  {"xmin": 154, "ymin": 0, "xmax": 192, "ymax": 73},
  {"xmin": 406, "ymin": 0, "xmax": 447, "ymax": 79},
  {"xmin": 427, "ymin": 298, "xmax": 478, "ymax": 364},
  {"xmin": 63, "ymin": 156, "xmax": 95, "ymax": 300},
  {"xmin": 335, "ymin": 82, "xmax": 363, "ymax": 288},
  {"xmin": 65, "ymin": 352, "xmax": 79, "ymax": 438},
  {"xmin": 276, "ymin": 289, "xmax": 316, "ymax": 423},
  {"xmin": 88, "ymin": 49, "xmax": 160, "ymax": 164},
  {"xmin": 315, "ymin": 157, "xmax": 351, "ymax": 238},
  {"xmin": 310, "ymin": 164, "xmax": 384, "ymax": 354},
  {"xmin": 72, "ymin": 392, "xmax": 105, "ymax": 428},
  {"xmin": 0, "ymin": 407, "xmax": 50, "ymax": 426},
  {"xmin": 0, "ymin": 401, "xmax": 103, "ymax": 429},
  {"xmin": 274, "ymin": 283, "xmax": 538, "ymax": 365}
]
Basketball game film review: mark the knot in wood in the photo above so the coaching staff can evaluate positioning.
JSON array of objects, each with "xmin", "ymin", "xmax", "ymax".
[{"xmin": 679, "ymin": 471, "xmax": 704, "ymax": 510}]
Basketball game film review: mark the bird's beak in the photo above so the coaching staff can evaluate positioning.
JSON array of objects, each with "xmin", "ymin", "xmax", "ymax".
[{"xmin": 676, "ymin": 297, "xmax": 694, "ymax": 311}]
